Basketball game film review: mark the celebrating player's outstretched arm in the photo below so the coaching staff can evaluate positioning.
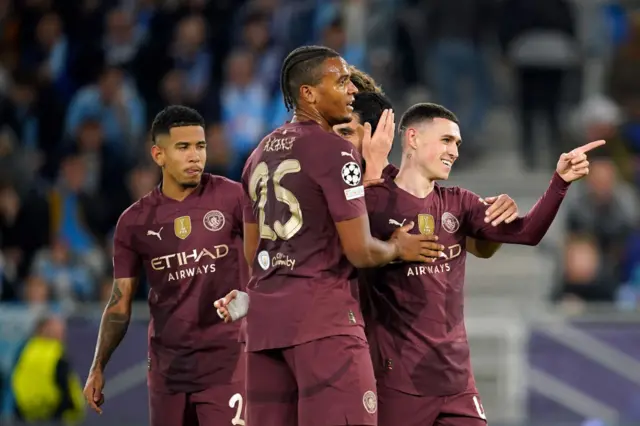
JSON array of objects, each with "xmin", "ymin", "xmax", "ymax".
[
  {"xmin": 84, "ymin": 277, "xmax": 139, "ymax": 414},
  {"xmin": 464, "ymin": 139, "xmax": 606, "ymax": 245}
]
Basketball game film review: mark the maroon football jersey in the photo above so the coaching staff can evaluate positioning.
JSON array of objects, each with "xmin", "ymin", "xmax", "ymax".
[
  {"xmin": 381, "ymin": 163, "xmax": 398, "ymax": 180},
  {"xmin": 361, "ymin": 173, "xmax": 569, "ymax": 396},
  {"xmin": 113, "ymin": 174, "xmax": 247, "ymax": 393},
  {"xmin": 241, "ymin": 121, "xmax": 368, "ymax": 351}
]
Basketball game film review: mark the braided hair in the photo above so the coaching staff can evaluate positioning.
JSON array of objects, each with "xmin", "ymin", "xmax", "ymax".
[{"xmin": 280, "ymin": 45, "xmax": 340, "ymax": 112}]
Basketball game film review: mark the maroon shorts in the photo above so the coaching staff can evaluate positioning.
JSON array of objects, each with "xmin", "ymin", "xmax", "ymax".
[
  {"xmin": 149, "ymin": 380, "xmax": 246, "ymax": 426},
  {"xmin": 246, "ymin": 335, "xmax": 378, "ymax": 426},
  {"xmin": 378, "ymin": 384, "xmax": 488, "ymax": 426}
]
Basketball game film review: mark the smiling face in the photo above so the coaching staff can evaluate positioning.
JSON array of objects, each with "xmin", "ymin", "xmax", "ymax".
[
  {"xmin": 404, "ymin": 117, "xmax": 461, "ymax": 180},
  {"xmin": 151, "ymin": 125, "xmax": 207, "ymax": 188}
]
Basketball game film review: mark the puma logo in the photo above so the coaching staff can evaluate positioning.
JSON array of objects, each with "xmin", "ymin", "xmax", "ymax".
[
  {"xmin": 389, "ymin": 218, "xmax": 406, "ymax": 227},
  {"xmin": 341, "ymin": 150, "xmax": 356, "ymax": 161},
  {"xmin": 147, "ymin": 228, "xmax": 163, "ymax": 240}
]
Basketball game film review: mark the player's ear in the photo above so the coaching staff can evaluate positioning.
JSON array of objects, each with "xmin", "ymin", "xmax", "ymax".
[
  {"xmin": 299, "ymin": 84, "xmax": 317, "ymax": 105},
  {"xmin": 150, "ymin": 144, "xmax": 165, "ymax": 167},
  {"xmin": 406, "ymin": 128, "xmax": 419, "ymax": 151}
]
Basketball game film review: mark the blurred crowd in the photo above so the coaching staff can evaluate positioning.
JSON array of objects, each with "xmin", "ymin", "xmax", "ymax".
[
  {"xmin": 0, "ymin": 0, "xmax": 369, "ymax": 310},
  {"xmin": 1, "ymin": 0, "xmax": 640, "ymax": 313}
]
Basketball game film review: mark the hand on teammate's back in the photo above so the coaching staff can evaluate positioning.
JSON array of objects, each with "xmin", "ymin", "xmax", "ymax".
[
  {"xmin": 390, "ymin": 222, "xmax": 445, "ymax": 262},
  {"xmin": 83, "ymin": 369, "xmax": 106, "ymax": 414},
  {"xmin": 556, "ymin": 139, "xmax": 606, "ymax": 182},
  {"xmin": 481, "ymin": 194, "xmax": 519, "ymax": 227}
]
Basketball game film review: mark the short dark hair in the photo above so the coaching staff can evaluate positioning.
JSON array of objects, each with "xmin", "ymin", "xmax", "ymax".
[
  {"xmin": 280, "ymin": 45, "xmax": 340, "ymax": 112},
  {"xmin": 349, "ymin": 66, "xmax": 383, "ymax": 94},
  {"xmin": 352, "ymin": 92, "xmax": 393, "ymax": 134},
  {"xmin": 151, "ymin": 105, "xmax": 205, "ymax": 144},
  {"xmin": 399, "ymin": 103, "xmax": 459, "ymax": 134}
]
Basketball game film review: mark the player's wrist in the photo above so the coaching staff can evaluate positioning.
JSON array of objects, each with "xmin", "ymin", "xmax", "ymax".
[
  {"xmin": 363, "ymin": 164, "xmax": 384, "ymax": 182},
  {"xmin": 551, "ymin": 172, "xmax": 571, "ymax": 190},
  {"xmin": 89, "ymin": 362, "xmax": 104, "ymax": 374},
  {"xmin": 389, "ymin": 238, "xmax": 401, "ymax": 260}
]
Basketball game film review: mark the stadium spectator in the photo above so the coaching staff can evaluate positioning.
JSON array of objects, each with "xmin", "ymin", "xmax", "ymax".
[
  {"xmin": 425, "ymin": 0, "xmax": 494, "ymax": 160},
  {"xmin": 498, "ymin": 0, "xmax": 580, "ymax": 170},
  {"xmin": 240, "ymin": 10, "xmax": 282, "ymax": 95},
  {"xmin": 65, "ymin": 66, "xmax": 146, "ymax": 154},
  {"xmin": 554, "ymin": 234, "xmax": 617, "ymax": 310},
  {"xmin": 221, "ymin": 48, "xmax": 269, "ymax": 180},
  {"xmin": 10, "ymin": 315, "xmax": 84, "ymax": 424},
  {"xmin": 0, "ymin": 1, "xmax": 640, "ymax": 424},
  {"xmin": 554, "ymin": 156, "xmax": 638, "ymax": 306}
]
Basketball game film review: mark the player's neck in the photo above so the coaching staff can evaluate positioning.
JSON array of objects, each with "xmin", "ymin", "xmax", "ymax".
[
  {"xmin": 161, "ymin": 177, "xmax": 199, "ymax": 202},
  {"xmin": 395, "ymin": 160, "xmax": 435, "ymax": 199},
  {"xmin": 291, "ymin": 109, "xmax": 332, "ymax": 132}
]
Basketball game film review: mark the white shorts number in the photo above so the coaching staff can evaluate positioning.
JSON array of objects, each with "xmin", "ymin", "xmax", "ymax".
[
  {"xmin": 229, "ymin": 393, "xmax": 245, "ymax": 425},
  {"xmin": 473, "ymin": 395, "xmax": 487, "ymax": 420}
]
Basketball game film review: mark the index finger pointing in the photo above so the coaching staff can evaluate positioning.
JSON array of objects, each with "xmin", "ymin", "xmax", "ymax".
[{"xmin": 575, "ymin": 139, "xmax": 606, "ymax": 154}]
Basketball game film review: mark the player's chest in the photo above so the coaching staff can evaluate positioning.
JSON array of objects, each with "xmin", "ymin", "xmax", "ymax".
[
  {"xmin": 371, "ymin": 205, "xmax": 466, "ymax": 256},
  {"xmin": 135, "ymin": 206, "xmax": 237, "ymax": 262}
]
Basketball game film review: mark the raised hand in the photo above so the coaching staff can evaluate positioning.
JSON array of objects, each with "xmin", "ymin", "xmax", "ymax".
[
  {"xmin": 390, "ymin": 221, "xmax": 445, "ymax": 263},
  {"xmin": 556, "ymin": 140, "xmax": 606, "ymax": 183},
  {"xmin": 362, "ymin": 109, "xmax": 395, "ymax": 182},
  {"xmin": 481, "ymin": 194, "xmax": 519, "ymax": 226}
]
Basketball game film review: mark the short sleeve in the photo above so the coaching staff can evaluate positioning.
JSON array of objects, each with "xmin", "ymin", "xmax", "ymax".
[
  {"xmin": 113, "ymin": 212, "xmax": 141, "ymax": 279},
  {"xmin": 241, "ymin": 158, "xmax": 258, "ymax": 224},
  {"xmin": 242, "ymin": 193, "xmax": 257, "ymax": 224},
  {"xmin": 228, "ymin": 181, "xmax": 247, "ymax": 236},
  {"xmin": 312, "ymin": 136, "xmax": 367, "ymax": 222},
  {"xmin": 365, "ymin": 185, "xmax": 385, "ymax": 216}
]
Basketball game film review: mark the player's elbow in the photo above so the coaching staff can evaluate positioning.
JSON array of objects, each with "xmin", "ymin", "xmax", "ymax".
[
  {"xmin": 466, "ymin": 238, "xmax": 497, "ymax": 259},
  {"xmin": 523, "ymin": 235, "xmax": 543, "ymax": 246}
]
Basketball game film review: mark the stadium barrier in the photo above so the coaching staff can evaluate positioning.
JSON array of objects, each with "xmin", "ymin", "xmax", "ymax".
[{"xmin": 1, "ymin": 302, "xmax": 639, "ymax": 426}]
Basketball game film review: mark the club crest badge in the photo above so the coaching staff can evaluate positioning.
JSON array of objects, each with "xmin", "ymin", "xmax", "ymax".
[
  {"xmin": 362, "ymin": 390, "xmax": 377, "ymax": 414},
  {"xmin": 203, "ymin": 210, "xmax": 225, "ymax": 232},
  {"xmin": 441, "ymin": 212, "xmax": 460, "ymax": 234}
]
